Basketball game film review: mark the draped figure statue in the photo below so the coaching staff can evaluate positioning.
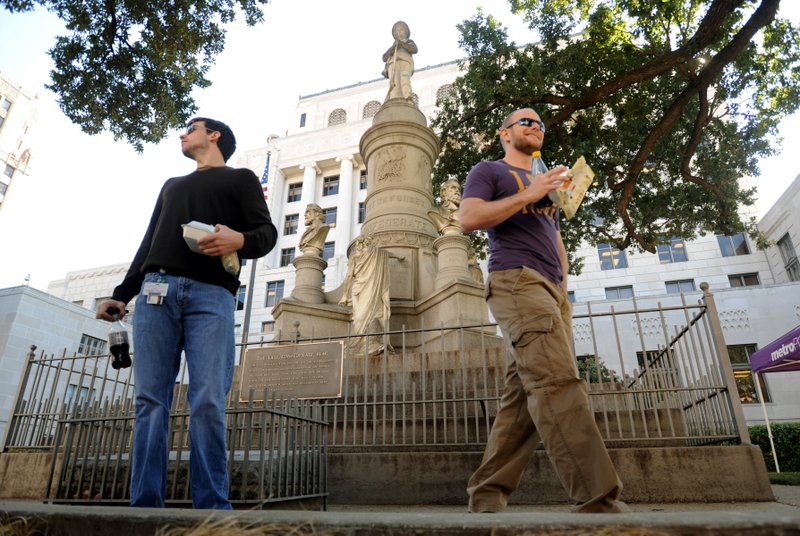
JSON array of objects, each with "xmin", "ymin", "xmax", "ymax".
[{"xmin": 340, "ymin": 235, "xmax": 404, "ymax": 355}]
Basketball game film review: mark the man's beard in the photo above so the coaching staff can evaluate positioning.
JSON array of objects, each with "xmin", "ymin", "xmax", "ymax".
[{"xmin": 512, "ymin": 134, "xmax": 541, "ymax": 155}]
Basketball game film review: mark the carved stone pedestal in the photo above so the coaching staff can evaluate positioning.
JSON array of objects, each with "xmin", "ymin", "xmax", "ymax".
[
  {"xmin": 291, "ymin": 254, "xmax": 327, "ymax": 304},
  {"xmin": 433, "ymin": 234, "xmax": 472, "ymax": 290}
]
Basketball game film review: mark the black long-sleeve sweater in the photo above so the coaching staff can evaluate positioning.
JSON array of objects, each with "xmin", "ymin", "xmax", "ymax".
[{"xmin": 112, "ymin": 166, "xmax": 278, "ymax": 304}]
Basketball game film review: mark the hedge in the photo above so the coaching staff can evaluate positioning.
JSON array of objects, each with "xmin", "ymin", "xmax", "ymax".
[{"xmin": 749, "ymin": 422, "xmax": 800, "ymax": 472}]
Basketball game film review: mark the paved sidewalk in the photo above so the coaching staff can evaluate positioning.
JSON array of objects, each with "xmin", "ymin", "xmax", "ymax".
[{"xmin": 1, "ymin": 486, "xmax": 798, "ymax": 535}]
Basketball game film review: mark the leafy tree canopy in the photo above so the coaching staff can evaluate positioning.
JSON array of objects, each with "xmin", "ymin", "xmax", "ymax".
[
  {"xmin": 3, "ymin": 0, "xmax": 269, "ymax": 151},
  {"xmin": 432, "ymin": 0, "xmax": 800, "ymax": 270}
]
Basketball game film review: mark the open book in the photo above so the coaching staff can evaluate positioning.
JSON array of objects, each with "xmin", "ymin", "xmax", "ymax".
[{"xmin": 548, "ymin": 156, "xmax": 594, "ymax": 219}]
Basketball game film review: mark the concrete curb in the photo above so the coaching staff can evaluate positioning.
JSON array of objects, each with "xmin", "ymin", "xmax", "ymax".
[{"xmin": 2, "ymin": 497, "xmax": 800, "ymax": 536}]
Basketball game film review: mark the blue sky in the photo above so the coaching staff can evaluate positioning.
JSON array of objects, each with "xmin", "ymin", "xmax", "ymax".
[{"xmin": 0, "ymin": 1, "xmax": 798, "ymax": 291}]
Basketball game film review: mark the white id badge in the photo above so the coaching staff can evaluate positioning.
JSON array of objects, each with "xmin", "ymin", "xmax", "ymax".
[{"xmin": 143, "ymin": 282, "xmax": 169, "ymax": 305}]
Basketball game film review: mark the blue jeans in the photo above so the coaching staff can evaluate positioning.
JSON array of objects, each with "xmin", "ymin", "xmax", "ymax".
[{"xmin": 131, "ymin": 273, "xmax": 235, "ymax": 509}]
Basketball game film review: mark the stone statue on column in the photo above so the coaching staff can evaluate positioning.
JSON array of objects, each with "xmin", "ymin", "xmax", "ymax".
[
  {"xmin": 299, "ymin": 203, "xmax": 330, "ymax": 256},
  {"xmin": 382, "ymin": 21, "xmax": 417, "ymax": 102},
  {"xmin": 427, "ymin": 178, "xmax": 461, "ymax": 236},
  {"xmin": 339, "ymin": 235, "xmax": 404, "ymax": 355}
]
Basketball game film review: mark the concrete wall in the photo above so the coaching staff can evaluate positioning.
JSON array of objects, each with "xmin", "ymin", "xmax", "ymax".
[
  {"xmin": 327, "ymin": 446, "xmax": 773, "ymax": 505},
  {"xmin": 0, "ymin": 286, "xmax": 107, "ymax": 443},
  {"xmin": 759, "ymin": 172, "xmax": 800, "ymax": 284},
  {"xmin": 0, "ymin": 451, "xmax": 61, "ymax": 499}
]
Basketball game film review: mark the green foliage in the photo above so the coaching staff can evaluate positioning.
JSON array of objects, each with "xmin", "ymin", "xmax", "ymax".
[
  {"xmin": 432, "ymin": 0, "xmax": 800, "ymax": 269},
  {"xmin": 3, "ymin": 0, "xmax": 270, "ymax": 151},
  {"xmin": 768, "ymin": 471, "xmax": 800, "ymax": 485},
  {"xmin": 750, "ymin": 422, "xmax": 800, "ymax": 472},
  {"xmin": 577, "ymin": 356, "xmax": 622, "ymax": 384}
]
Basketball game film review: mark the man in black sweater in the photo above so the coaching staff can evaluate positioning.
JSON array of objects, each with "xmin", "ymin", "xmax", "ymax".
[{"xmin": 97, "ymin": 117, "xmax": 277, "ymax": 509}]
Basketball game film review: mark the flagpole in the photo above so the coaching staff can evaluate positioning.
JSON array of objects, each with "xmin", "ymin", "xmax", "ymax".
[{"xmin": 239, "ymin": 150, "xmax": 273, "ymax": 362}]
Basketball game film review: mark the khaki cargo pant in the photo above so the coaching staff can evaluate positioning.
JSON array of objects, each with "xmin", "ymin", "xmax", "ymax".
[{"xmin": 467, "ymin": 267, "xmax": 627, "ymax": 513}]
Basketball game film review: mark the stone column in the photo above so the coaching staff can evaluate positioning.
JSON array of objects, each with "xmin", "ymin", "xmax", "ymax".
[
  {"xmin": 359, "ymin": 99, "xmax": 441, "ymax": 303},
  {"xmin": 335, "ymin": 154, "xmax": 356, "ymax": 257},
  {"xmin": 433, "ymin": 235, "xmax": 473, "ymax": 290},
  {"xmin": 291, "ymin": 254, "xmax": 327, "ymax": 304},
  {"xmin": 298, "ymin": 161, "xmax": 320, "ymax": 238}
]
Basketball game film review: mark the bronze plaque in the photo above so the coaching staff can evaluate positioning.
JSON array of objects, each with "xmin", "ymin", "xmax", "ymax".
[{"xmin": 239, "ymin": 341, "xmax": 344, "ymax": 400}]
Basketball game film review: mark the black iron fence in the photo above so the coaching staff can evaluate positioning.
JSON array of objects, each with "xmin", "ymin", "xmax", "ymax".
[{"xmin": 3, "ymin": 284, "xmax": 749, "ymax": 504}]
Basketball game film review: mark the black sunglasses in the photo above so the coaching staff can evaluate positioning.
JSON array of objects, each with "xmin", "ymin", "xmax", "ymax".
[
  {"xmin": 185, "ymin": 123, "xmax": 217, "ymax": 135},
  {"xmin": 503, "ymin": 117, "xmax": 546, "ymax": 132}
]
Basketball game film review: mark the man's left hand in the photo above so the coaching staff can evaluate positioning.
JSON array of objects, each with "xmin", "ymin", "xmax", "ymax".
[{"xmin": 198, "ymin": 224, "xmax": 244, "ymax": 257}]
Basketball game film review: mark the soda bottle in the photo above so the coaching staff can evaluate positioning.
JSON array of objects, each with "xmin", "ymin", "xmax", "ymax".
[
  {"xmin": 107, "ymin": 307, "xmax": 132, "ymax": 369},
  {"xmin": 532, "ymin": 151, "xmax": 553, "ymax": 208}
]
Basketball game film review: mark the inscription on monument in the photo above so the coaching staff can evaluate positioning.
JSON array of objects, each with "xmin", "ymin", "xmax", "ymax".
[{"xmin": 240, "ymin": 341, "xmax": 344, "ymax": 400}]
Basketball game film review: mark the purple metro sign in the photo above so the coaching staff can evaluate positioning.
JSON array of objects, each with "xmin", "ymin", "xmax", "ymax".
[{"xmin": 749, "ymin": 324, "xmax": 800, "ymax": 374}]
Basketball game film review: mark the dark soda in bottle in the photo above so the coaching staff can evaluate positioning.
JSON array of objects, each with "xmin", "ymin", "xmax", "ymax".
[{"xmin": 107, "ymin": 307, "xmax": 132, "ymax": 369}]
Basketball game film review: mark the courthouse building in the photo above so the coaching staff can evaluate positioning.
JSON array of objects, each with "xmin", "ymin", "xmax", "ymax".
[
  {"xmin": 0, "ymin": 73, "xmax": 37, "ymax": 213},
  {"xmin": 44, "ymin": 60, "xmax": 800, "ymax": 426}
]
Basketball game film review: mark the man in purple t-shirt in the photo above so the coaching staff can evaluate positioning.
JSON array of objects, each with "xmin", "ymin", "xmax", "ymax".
[{"xmin": 461, "ymin": 108, "xmax": 629, "ymax": 514}]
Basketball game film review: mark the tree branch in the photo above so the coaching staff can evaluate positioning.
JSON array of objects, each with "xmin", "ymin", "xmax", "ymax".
[{"xmin": 614, "ymin": 0, "xmax": 779, "ymax": 249}]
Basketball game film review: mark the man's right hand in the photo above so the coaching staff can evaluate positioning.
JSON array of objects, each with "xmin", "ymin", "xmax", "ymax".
[
  {"xmin": 529, "ymin": 165, "xmax": 570, "ymax": 203},
  {"xmin": 96, "ymin": 299, "xmax": 127, "ymax": 321}
]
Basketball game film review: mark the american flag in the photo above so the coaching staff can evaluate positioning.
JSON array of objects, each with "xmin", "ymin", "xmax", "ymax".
[{"xmin": 260, "ymin": 151, "xmax": 271, "ymax": 201}]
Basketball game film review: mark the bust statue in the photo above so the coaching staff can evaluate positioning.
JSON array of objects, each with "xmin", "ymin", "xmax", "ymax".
[
  {"xmin": 382, "ymin": 21, "xmax": 418, "ymax": 102},
  {"xmin": 299, "ymin": 203, "xmax": 330, "ymax": 256},
  {"xmin": 428, "ymin": 178, "xmax": 461, "ymax": 235}
]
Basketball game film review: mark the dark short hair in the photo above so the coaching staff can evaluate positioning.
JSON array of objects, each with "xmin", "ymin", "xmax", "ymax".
[{"xmin": 188, "ymin": 117, "xmax": 237, "ymax": 162}]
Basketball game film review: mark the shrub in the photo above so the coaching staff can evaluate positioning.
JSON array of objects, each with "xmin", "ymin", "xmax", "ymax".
[{"xmin": 749, "ymin": 422, "xmax": 800, "ymax": 472}]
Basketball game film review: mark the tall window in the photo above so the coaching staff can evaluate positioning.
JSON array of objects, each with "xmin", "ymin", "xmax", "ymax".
[
  {"xmin": 328, "ymin": 108, "xmax": 346, "ymax": 126},
  {"xmin": 777, "ymin": 233, "xmax": 800, "ymax": 282},
  {"xmin": 597, "ymin": 243, "xmax": 628, "ymax": 270},
  {"xmin": 78, "ymin": 334, "xmax": 106, "ymax": 356},
  {"xmin": 665, "ymin": 279, "xmax": 695, "ymax": 294},
  {"xmin": 323, "ymin": 175, "xmax": 339, "ymax": 196},
  {"xmin": 636, "ymin": 350, "xmax": 675, "ymax": 373},
  {"xmin": 1, "ymin": 98, "xmax": 11, "ymax": 111},
  {"xmin": 717, "ymin": 233, "xmax": 750, "ymax": 257},
  {"xmin": 236, "ymin": 286, "xmax": 247, "ymax": 311},
  {"xmin": 362, "ymin": 101, "xmax": 381, "ymax": 119},
  {"xmin": 567, "ymin": 291, "xmax": 576, "ymax": 303},
  {"xmin": 286, "ymin": 182, "xmax": 302, "ymax": 203},
  {"xmin": 323, "ymin": 207, "xmax": 337, "ymax": 226},
  {"xmin": 728, "ymin": 273, "xmax": 760, "ymax": 288},
  {"xmin": 66, "ymin": 384, "xmax": 95, "ymax": 404},
  {"xmin": 266, "ymin": 280, "xmax": 285, "ymax": 307},
  {"xmin": 299, "ymin": 113, "xmax": 306, "ymax": 127},
  {"xmin": 279, "ymin": 248, "xmax": 295, "ymax": 267},
  {"xmin": 358, "ymin": 202, "xmax": 366, "ymax": 223},
  {"xmin": 359, "ymin": 170, "xmax": 368, "ymax": 190},
  {"xmin": 656, "ymin": 236, "xmax": 688, "ymax": 263},
  {"xmin": 3, "ymin": 164, "xmax": 14, "ymax": 178},
  {"xmin": 322, "ymin": 242, "xmax": 335, "ymax": 261},
  {"xmin": 284, "ymin": 214, "xmax": 299, "ymax": 235},
  {"xmin": 728, "ymin": 344, "xmax": 770, "ymax": 403},
  {"xmin": 605, "ymin": 285, "xmax": 634, "ymax": 300}
]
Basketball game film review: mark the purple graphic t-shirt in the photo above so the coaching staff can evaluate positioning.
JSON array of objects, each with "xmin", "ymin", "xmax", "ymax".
[{"xmin": 462, "ymin": 159, "xmax": 562, "ymax": 285}]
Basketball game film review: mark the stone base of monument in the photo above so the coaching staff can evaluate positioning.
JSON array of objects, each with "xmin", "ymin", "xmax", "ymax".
[{"xmin": 326, "ymin": 444, "xmax": 773, "ymax": 505}]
